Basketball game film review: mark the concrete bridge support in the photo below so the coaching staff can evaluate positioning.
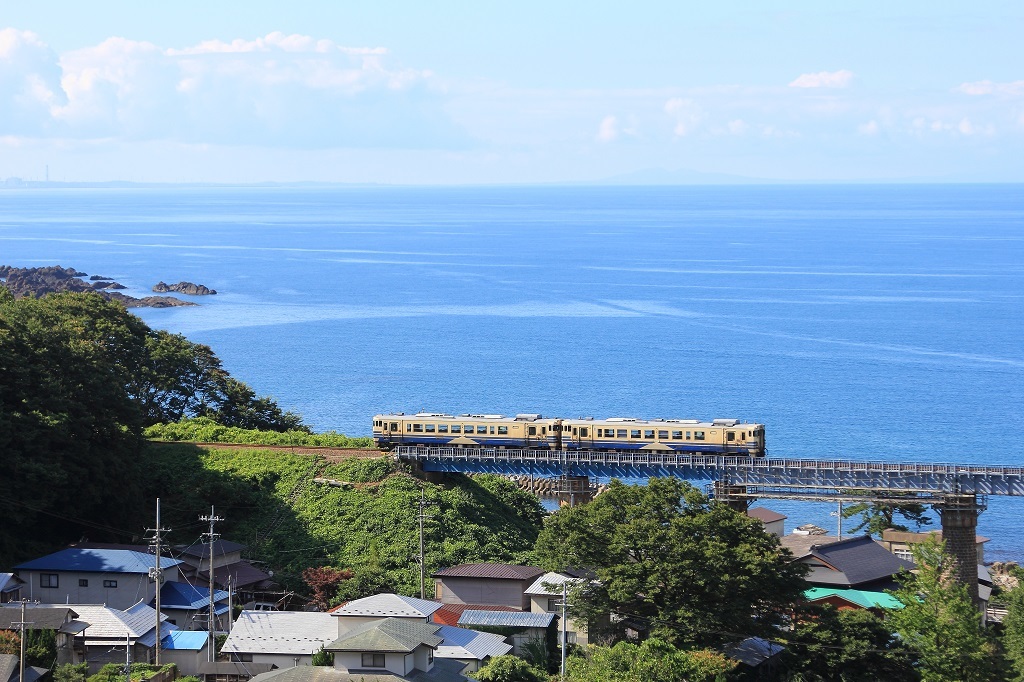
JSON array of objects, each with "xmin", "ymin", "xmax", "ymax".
[
  {"xmin": 712, "ymin": 480, "xmax": 750, "ymax": 513},
  {"xmin": 938, "ymin": 494, "xmax": 980, "ymax": 605},
  {"xmin": 557, "ymin": 476, "xmax": 595, "ymax": 507}
]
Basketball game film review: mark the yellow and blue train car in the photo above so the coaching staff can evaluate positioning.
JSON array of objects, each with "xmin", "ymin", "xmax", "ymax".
[{"xmin": 372, "ymin": 413, "xmax": 765, "ymax": 456}]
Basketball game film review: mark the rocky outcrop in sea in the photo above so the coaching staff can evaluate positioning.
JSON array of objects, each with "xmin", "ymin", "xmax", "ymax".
[
  {"xmin": 152, "ymin": 281, "xmax": 217, "ymax": 295},
  {"xmin": 0, "ymin": 265, "xmax": 198, "ymax": 308}
]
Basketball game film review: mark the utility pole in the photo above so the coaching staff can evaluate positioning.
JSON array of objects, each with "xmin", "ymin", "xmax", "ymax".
[
  {"xmin": 559, "ymin": 581, "xmax": 568, "ymax": 681},
  {"xmin": 146, "ymin": 498, "xmax": 170, "ymax": 665},
  {"xmin": 15, "ymin": 601, "xmax": 32, "ymax": 682},
  {"xmin": 200, "ymin": 506, "xmax": 223, "ymax": 662},
  {"xmin": 125, "ymin": 633, "xmax": 131, "ymax": 682}
]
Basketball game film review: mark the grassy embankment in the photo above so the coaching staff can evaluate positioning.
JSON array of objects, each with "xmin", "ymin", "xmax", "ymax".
[
  {"xmin": 141, "ymin": 438, "xmax": 544, "ymax": 602},
  {"xmin": 144, "ymin": 417, "xmax": 374, "ymax": 448}
]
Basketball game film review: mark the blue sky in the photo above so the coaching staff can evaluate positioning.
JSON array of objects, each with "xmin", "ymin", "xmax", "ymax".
[{"xmin": 1, "ymin": 1, "xmax": 1022, "ymax": 183}]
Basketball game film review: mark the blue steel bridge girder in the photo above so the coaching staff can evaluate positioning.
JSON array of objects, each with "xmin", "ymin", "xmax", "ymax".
[{"xmin": 396, "ymin": 447, "xmax": 1024, "ymax": 497}]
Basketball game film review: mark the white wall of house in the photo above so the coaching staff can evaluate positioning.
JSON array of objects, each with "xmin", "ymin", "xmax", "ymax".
[
  {"xmin": 335, "ymin": 651, "xmax": 405, "ymax": 675},
  {"xmin": 160, "ymin": 646, "xmax": 208, "ymax": 676},
  {"xmin": 529, "ymin": 595, "xmax": 587, "ymax": 645},
  {"xmin": 20, "ymin": 567, "xmax": 181, "ymax": 611},
  {"xmin": 231, "ymin": 652, "xmax": 312, "ymax": 667}
]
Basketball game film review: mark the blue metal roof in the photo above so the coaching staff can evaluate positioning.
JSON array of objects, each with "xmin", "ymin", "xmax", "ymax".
[
  {"xmin": 457, "ymin": 610, "xmax": 554, "ymax": 628},
  {"xmin": 15, "ymin": 549, "xmax": 182, "ymax": 574},
  {"xmin": 161, "ymin": 630, "xmax": 209, "ymax": 651},
  {"xmin": 159, "ymin": 581, "xmax": 230, "ymax": 610}
]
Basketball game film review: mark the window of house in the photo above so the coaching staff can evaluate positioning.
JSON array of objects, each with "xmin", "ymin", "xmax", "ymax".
[
  {"xmin": 630, "ymin": 429, "xmax": 641, "ymax": 438},
  {"xmin": 894, "ymin": 548, "xmax": 913, "ymax": 561},
  {"xmin": 451, "ymin": 425, "xmax": 461, "ymax": 433},
  {"xmin": 672, "ymin": 431, "xmax": 683, "ymax": 440},
  {"xmin": 498, "ymin": 426, "xmax": 508, "ymax": 435},
  {"xmin": 547, "ymin": 598, "xmax": 561, "ymax": 612},
  {"xmin": 104, "ymin": 580, "xmax": 118, "ymax": 588},
  {"xmin": 362, "ymin": 653, "xmax": 386, "ymax": 668},
  {"xmin": 658, "ymin": 430, "xmax": 668, "ymax": 439},
  {"xmin": 694, "ymin": 431, "xmax": 706, "ymax": 441},
  {"xmin": 438, "ymin": 425, "xmax": 448, "ymax": 433},
  {"xmin": 40, "ymin": 574, "xmax": 58, "ymax": 588},
  {"xmin": 79, "ymin": 579, "xmax": 88, "ymax": 587}
]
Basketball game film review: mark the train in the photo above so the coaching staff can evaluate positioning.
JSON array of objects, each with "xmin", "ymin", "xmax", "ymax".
[{"xmin": 372, "ymin": 412, "xmax": 765, "ymax": 456}]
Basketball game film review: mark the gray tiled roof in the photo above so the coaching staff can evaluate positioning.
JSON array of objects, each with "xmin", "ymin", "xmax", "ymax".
[
  {"xmin": 333, "ymin": 594, "xmax": 442, "ymax": 618},
  {"xmin": 250, "ymin": 658, "xmax": 468, "ymax": 682},
  {"xmin": 0, "ymin": 606, "xmax": 77, "ymax": 630},
  {"xmin": 222, "ymin": 611, "xmax": 336, "ymax": 656},
  {"xmin": 435, "ymin": 625, "xmax": 511, "ymax": 661},
  {"xmin": 326, "ymin": 617, "xmax": 443, "ymax": 653},
  {"xmin": 432, "ymin": 564, "xmax": 543, "ymax": 581},
  {"xmin": 805, "ymin": 535, "xmax": 914, "ymax": 587}
]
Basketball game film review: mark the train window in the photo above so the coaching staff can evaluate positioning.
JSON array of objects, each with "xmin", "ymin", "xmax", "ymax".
[
  {"xmin": 425, "ymin": 424, "xmax": 436, "ymax": 433},
  {"xmin": 685, "ymin": 431, "xmax": 691, "ymax": 439},
  {"xmin": 542, "ymin": 427, "xmax": 547, "ymax": 434},
  {"xmin": 726, "ymin": 431, "xmax": 735, "ymax": 441},
  {"xmin": 672, "ymin": 431, "xmax": 683, "ymax": 440},
  {"xmin": 477, "ymin": 426, "xmax": 488, "ymax": 434},
  {"xmin": 617, "ymin": 429, "xmax": 627, "ymax": 438},
  {"xmin": 528, "ymin": 426, "xmax": 537, "ymax": 435},
  {"xmin": 413, "ymin": 424, "xmax": 423, "ymax": 432},
  {"xmin": 438, "ymin": 425, "xmax": 448, "ymax": 433},
  {"xmin": 451, "ymin": 425, "xmax": 461, "ymax": 433},
  {"xmin": 391, "ymin": 423, "xmax": 398, "ymax": 430},
  {"xmin": 643, "ymin": 429, "xmax": 654, "ymax": 439},
  {"xmin": 490, "ymin": 426, "xmax": 495, "ymax": 434},
  {"xmin": 630, "ymin": 429, "xmax": 641, "ymax": 438},
  {"xmin": 407, "ymin": 424, "xmax": 413, "ymax": 432},
  {"xmin": 694, "ymin": 431, "xmax": 705, "ymax": 440},
  {"xmin": 580, "ymin": 428, "xmax": 588, "ymax": 437},
  {"xmin": 498, "ymin": 426, "xmax": 508, "ymax": 435},
  {"xmin": 741, "ymin": 431, "xmax": 746, "ymax": 440},
  {"xmin": 658, "ymin": 430, "xmax": 668, "ymax": 439}
]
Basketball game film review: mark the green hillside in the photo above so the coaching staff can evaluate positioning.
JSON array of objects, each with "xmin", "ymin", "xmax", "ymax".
[{"xmin": 142, "ymin": 443, "xmax": 545, "ymax": 599}]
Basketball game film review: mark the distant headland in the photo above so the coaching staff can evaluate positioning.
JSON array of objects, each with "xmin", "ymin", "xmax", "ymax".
[{"xmin": 0, "ymin": 265, "xmax": 216, "ymax": 308}]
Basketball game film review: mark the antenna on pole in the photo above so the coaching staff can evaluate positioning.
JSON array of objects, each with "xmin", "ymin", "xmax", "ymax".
[
  {"xmin": 200, "ymin": 506, "xmax": 224, "ymax": 662},
  {"xmin": 146, "ymin": 498, "xmax": 170, "ymax": 665}
]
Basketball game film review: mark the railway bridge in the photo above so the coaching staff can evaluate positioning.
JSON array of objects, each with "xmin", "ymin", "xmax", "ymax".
[{"xmin": 396, "ymin": 446, "xmax": 1024, "ymax": 602}]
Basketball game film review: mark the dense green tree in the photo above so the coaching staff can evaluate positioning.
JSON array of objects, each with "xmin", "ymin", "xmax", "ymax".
[
  {"xmin": 782, "ymin": 605, "xmax": 918, "ymax": 681},
  {"xmin": 467, "ymin": 655, "xmax": 548, "ymax": 682},
  {"xmin": 24, "ymin": 628, "xmax": 58, "ymax": 668},
  {"xmin": 53, "ymin": 663, "xmax": 89, "ymax": 682},
  {"xmin": 311, "ymin": 646, "xmax": 334, "ymax": 666},
  {"xmin": 841, "ymin": 492, "xmax": 932, "ymax": 537},
  {"xmin": 534, "ymin": 477, "xmax": 808, "ymax": 648},
  {"xmin": 887, "ymin": 535, "xmax": 997, "ymax": 682},
  {"xmin": 564, "ymin": 638, "xmax": 732, "ymax": 682},
  {"xmin": 204, "ymin": 377, "xmax": 305, "ymax": 432},
  {"xmin": 1001, "ymin": 577, "xmax": 1024, "ymax": 680}
]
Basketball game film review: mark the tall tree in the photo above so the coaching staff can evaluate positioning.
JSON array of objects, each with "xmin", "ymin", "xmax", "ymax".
[
  {"xmin": 534, "ymin": 477, "xmax": 808, "ymax": 648},
  {"xmin": 842, "ymin": 491, "xmax": 932, "ymax": 537},
  {"xmin": 887, "ymin": 535, "xmax": 997, "ymax": 682},
  {"xmin": 564, "ymin": 638, "xmax": 732, "ymax": 682},
  {"xmin": 1001, "ymin": 576, "xmax": 1024, "ymax": 680}
]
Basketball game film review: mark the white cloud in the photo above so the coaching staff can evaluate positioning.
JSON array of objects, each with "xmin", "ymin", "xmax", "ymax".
[
  {"xmin": 726, "ymin": 119, "xmax": 748, "ymax": 135},
  {"xmin": 664, "ymin": 97, "xmax": 704, "ymax": 136},
  {"xmin": 957, "ymin": 80, "xmax": 1024, "ymax": 96},
  {"xmin": 0, "ymin": 29, "xmax": 465, "ymax": 149},
  {"xmin": 858, "ymin": 120, "xmax": 880, "ymax": 135},
  {"xmin": 596, "ymin": 115, "xmax": 618, "ymax": 142},
  {"xmin": 788, "ymin": 70, "xmax": 854, "ymax": 89}
]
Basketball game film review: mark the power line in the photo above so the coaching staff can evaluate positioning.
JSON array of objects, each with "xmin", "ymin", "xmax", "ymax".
[
  {"xmin": 199, "ymin": 506, "xmax": 224, "ymax": 663},
  {"xmin": 146, "ymin": 498, "xmax": 170, "ymax": 666}
]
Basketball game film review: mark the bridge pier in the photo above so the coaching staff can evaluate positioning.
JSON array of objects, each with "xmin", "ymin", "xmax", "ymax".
[
  {"xmin": 712, "ymin": 480, "xmax": 750, "ymax": 513},
  {"xmin": 556, "ymin": 475, "xmax": 595, "ymax": 507},
  {"xmin": 938, "ymin": 494, "xmax": 981, "ymax": 605}
]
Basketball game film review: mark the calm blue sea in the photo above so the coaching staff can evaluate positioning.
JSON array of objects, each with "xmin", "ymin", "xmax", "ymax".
[{"xmin": 3, "ymin": 184, "xmax": 1023, "ymax": 559}]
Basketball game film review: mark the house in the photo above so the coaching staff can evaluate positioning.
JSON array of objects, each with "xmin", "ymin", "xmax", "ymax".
[
  {"xmin": 175, "ymin": 541, "xmax": 279, "ymax": 609},
  {"xmin": 249, "ymin": 659, "xmax": 468, "ymax": 682},
  {"xmin": 221, "ymin": 611, "xmax": 338, "ymax": 668},
  {"xmin": 0, "ymin": 575, "xmax": 25, "ymax": 604},
  {"xmin": 747, "ymin": 508, "xmax": 787, "ymax": 537},
  {"xmin": 0, "ymin": 605, "xmax": 88, "ymax": 666},
  {"xmin": 332, "ymin": 594, "xmax": 509, "ymax": 671},
  {"xmin": 879, "ymin": 529, "xmax": 991, "ymax": 563},
  {"xmin": 524, "ymin": 571, "xmax": 591, "ymax": 645},
  {"xmin": 803, "ymin": 587, "xmax": 903, "ymax": 612},
  {"xmin": 455, "ymin": 610, "xmax": 554, "ymax": 657},
  {"xmin": 325, "ymin": 617, "xmax": 444, "ymax": 675},
  {"xmin": 65, "ymin": 603, "xmax": 175, "ymax": 673},
  {"xmin": 153, "ymin": 581, "xmax": 231, "ymax": 631},
  {"xmin": 432, "ymin": 564, "xmax": 544, "ymax": 611},
  {"xmin": 197, "ymin": 661, "xmax": 276, "ymax": 682},
  {"xmin": 783, "ymin": 534, "xmax": 914, "ymax": 591},
  {"xmin": 721, "ymin": 637, "xmax": 785, "ymax": 676},
  {"xmin": 0, "ymin": 654, "xmax": 49, "ymax": 682},
  {"xmin": 15, "ymin": 548, "xmax": 183, "ymax": 611},
  {"xmin": 157, "ymin": 630, "xmax": 212, "ymax": 676}
]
